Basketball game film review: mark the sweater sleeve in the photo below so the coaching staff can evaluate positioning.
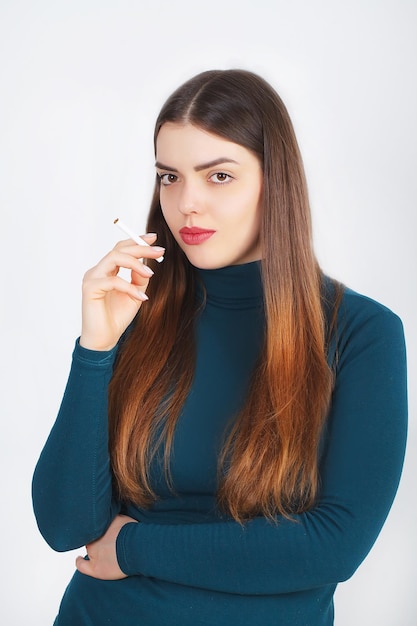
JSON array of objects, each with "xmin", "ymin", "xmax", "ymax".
[
  {"xmin": 115, "ymin": 298, "xmax": 408, "ymax": 595},
  {"xmin": 32, "ymin": 340, "xmax": 121, "ymax": 551}
]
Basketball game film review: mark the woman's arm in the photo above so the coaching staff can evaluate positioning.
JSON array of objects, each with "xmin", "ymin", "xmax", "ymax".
[
  {"xmin": 32, "ymin": 235, "xmax": 164, "ymax": 550},
  {"xmin": 32, "ymin": 342, "xmax": 120, "ymax": 551},
  {"xmin": 114, "ymin": 298, "xmax": 407, "ymax": 595}
]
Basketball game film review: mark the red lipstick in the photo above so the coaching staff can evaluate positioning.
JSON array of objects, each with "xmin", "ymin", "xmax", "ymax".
[{"xmin": 179, "ymin": 227, "xmax": 216, "ymax": 245}]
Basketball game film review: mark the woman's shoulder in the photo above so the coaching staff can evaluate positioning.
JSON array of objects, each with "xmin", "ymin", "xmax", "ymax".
[
  {"xmin": 322, "ymin": 274, "xmax": 405, "ymax": 363},
  {"xmin": 322, "ymin": 274, "xmax": 403, "ymax": 325}
]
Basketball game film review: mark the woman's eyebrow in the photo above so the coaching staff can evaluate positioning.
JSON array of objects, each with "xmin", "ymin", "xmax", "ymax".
[
  {"xmin": 155, "ymin": 157, "xmax": 239, "ymax": 172},
  {"xmin": 155, "ymin": 161, "xmax": 179, "ymax": 172}
]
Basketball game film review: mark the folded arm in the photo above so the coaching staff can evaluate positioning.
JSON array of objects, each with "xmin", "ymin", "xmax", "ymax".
[{"xmin": 115, "ymin": 303, "xmax": 407, "ymax": 595}]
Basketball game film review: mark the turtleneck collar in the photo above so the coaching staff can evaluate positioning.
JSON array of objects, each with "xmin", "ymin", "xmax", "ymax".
[{"xmin": 195, "ymin": 261, "xmax": 264, "ymax": 310}]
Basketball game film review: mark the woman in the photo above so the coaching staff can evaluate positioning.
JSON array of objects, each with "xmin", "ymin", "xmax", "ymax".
[{"xmin": 32, "ymin": 69, "xmax": 407, "ymax": 625}]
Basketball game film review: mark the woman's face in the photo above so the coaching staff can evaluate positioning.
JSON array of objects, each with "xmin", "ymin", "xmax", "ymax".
[{"xmin": 156, "ymin": 122, "xmax": 263, "ymax": 269}]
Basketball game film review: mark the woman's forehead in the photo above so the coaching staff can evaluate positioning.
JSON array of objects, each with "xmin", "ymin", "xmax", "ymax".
[{"xmin": 156, "ymin": 122, "xmax": 259, "ymax": 169}]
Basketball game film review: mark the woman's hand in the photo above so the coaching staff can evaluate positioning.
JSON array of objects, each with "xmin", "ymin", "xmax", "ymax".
[
  {"xmin": 80, "ymin": 234, "xmax": 165, "ymax": 351},
  {"xmin": 75, "ymin": 514, "xmax": 138, "ymax": 580}
]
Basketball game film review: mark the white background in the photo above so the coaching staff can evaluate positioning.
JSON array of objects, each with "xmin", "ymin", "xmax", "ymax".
[{"xmin": 1, "ymin": 1, "xmax": 416, "ymax": 624}]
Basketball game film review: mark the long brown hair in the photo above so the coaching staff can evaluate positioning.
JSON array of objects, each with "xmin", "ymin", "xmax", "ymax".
[{"xmin": 108, "ymin": 69, "xmax": 340, "ymax": 521}]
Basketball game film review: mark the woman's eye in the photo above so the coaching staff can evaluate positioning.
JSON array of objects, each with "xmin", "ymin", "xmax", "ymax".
[
  {"xmin": 210, "ymin": 172, "xmax": 232, "ymax": 184},
  {"xmin": 159, "ymin": 173, "xmax": 178, "ymax": 186}
]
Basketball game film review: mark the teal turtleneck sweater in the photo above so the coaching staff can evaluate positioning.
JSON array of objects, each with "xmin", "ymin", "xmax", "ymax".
[{"xmin": 32, "ymin": 262, "xmax": 407, "ymax": 626}]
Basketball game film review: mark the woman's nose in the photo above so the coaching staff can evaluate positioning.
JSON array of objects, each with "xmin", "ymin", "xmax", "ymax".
[{"xmin": 178, "ymin": 181, "xmax": 202, "ymax": 215}]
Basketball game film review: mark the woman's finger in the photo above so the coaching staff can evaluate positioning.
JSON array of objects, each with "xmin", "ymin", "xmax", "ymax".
[
  {"xmin": 85, "ymin": 274, "xmax": 150, "ymax": 301},
  {"xmin": 86, "ymin": 248, "xmax": 163, "ymax": 282}
]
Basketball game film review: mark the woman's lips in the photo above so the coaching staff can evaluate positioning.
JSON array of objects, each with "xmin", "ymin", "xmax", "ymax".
[{"xmin": 179, "ymin": 227, "xmax": 216, "ymax": 245}]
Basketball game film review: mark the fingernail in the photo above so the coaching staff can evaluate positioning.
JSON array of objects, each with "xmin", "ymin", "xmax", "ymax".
[
  {"xmin": 152, "ymin": 246, "xmax": 165, "ymax": 253},
  {"xmin": 142, "ymin": 265, "xmax": 154, "ymax": 276},
  {"xmin": 137, "ymin": 291, "xmax": 149, "ymax": 301}
]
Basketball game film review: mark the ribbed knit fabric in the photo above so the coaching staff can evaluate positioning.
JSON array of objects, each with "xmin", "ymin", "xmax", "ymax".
[{"xmin": 32, "ymin": 262, "xmax": 407, "ymax": 625}]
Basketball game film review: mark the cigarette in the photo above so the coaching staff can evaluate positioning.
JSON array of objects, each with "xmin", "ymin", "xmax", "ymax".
[{"xmin": 114, "ymin": 218, "xmax": 164, "ymax": 262}]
